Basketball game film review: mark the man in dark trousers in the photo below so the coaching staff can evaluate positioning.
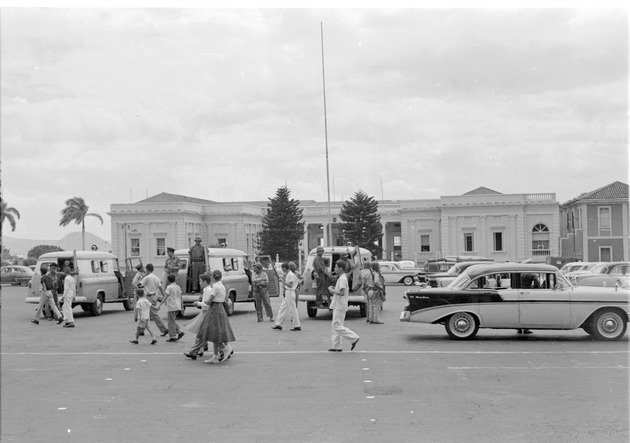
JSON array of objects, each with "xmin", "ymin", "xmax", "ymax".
[{"xmin": 188, "ymin": 237, "xmax": 206, "ymax": 293}]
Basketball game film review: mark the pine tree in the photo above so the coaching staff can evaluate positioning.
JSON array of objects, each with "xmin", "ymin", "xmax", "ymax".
[
  {"xmin": 256, "ymin": 186, "xmax": 304, "ymax": 261},
  {"xmin": 339, "ymin": 190, "xmax": 382, "ymax": 257}
]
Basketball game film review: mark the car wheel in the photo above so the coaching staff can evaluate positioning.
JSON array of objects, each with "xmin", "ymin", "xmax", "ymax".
[
  {"xmin": 122, "ymin": 296, "xmax": 135, "ymax": 312},
  {"xmin": 81, "ymin": 304, "xmax": 90, "ymax": 312},
  {"xmin": 403, "ymin": 276, "xmax": 414, "ymax": 286},
  {"xmin": 590, "ymin": 310, "xmax": 627, "ymax": 341},
  {"xmin": 89, "ymin": 294, "xmax": 104, "ymax": 316},
  {"xmin": 359, "ymin": 303, "xmax": 367, "ymax": 317},
  {"xmin": 224, "ymin": 295, "xmax": 235, "ymax": 317},
  {"xmin": 445, "ymin": 312, "xmax": 479, "ymax": 340},
  {"xmin": 306, "ymin": 301, "xmax": 317, "ymax": 318}
]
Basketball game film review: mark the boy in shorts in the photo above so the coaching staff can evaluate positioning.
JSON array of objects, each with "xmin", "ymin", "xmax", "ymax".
[{"xmin": 130, "ymin": 289, "xmax": 157, "ymax": 345}]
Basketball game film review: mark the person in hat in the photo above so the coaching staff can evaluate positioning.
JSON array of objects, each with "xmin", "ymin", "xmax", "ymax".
[
  {"xmin": 252, "ymin": 262, "xmax": 273, "ymax": 322},
  {"xmin": 312, "ymin": 246, "xmax": 328, "ymax": 308},
  {"xmin": 188, "ymin": 237, "xmax": 206, "ymax": 293},
  {"xmin": 162, "ymin": 247, "xmax": 183, "ymax": 289}
]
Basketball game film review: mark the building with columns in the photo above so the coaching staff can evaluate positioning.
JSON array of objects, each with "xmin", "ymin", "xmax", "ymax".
[{"xmin": 108, "ymin": 187, "xmax": 560, "ymax": 270}]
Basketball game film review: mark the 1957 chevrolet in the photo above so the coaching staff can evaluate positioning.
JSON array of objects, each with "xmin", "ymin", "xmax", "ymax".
[{"xmin": 400, "ymin": 263, "xmax": 629, "ymax": 341}]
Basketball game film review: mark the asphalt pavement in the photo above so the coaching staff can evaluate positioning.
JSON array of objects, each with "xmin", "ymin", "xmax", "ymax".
[{"xmin": 1, "ymin": 283, "xmax": 628, "ymax": 442}]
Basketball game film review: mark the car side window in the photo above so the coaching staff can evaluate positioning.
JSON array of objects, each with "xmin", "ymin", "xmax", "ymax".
[
  {"xmin": 611, "ymin": 265, "xmax": 629, "ymax": 276},
  {"xmin": 91, "ymin": 261, "xmax": 100, "ymax": 273},
  {"xmin": 100, "ymin": 260, "xmax": 109, "ymax": 273},
  {"xmin": 231, "ymin": 258, "xmax": 240, "ymax": 271},
  {"xmin": 223, "ymin": 258, "xmax": 233, "ymax": 272}
]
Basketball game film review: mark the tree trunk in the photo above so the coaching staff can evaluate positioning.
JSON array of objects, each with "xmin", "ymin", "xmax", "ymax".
[{"xmin": 82, "ymin": 220, "xmax": 86, "ymax": 251}]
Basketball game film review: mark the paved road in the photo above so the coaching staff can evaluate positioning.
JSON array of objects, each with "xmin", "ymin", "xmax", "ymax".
[{"xmin": 1, "ymin": 283, "xmax": 628, "ymax": 442}]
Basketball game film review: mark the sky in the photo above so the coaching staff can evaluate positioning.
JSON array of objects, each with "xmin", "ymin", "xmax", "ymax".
[{"xmin": 1, "ymin": 5, "xmax": 628, "ymax": 243}]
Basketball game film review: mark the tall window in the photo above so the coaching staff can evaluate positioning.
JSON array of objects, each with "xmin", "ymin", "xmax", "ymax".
[
  {"xmin": 464, "ymin": 233, "xmax": 474, "ymax": 252},
  {"xmin": 393, "ymin": 235, "xmax": 402, "ymax": 252},
  {"xmin": 532, "ymin": 223, "xmax": 549, "ymax": 251},
  {"xmin": 156, "ymin": 238, "xmax": 165, "ymax": 256},
  {"xmin": 598, "ymin": 207, "xmax": 611, "ymax": 236},
  {"xmin": 420, "ymin": 235, "xmax": 430, "ymax": 252},
  {"xmin": 130, "ymin": 238, "xmax": 140, "ymax": 256},
  {"xmin": 493, "ymin": 232, "xmax": 503, "ymax": 252}
]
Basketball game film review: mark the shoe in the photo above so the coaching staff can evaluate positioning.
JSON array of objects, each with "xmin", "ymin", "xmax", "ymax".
[
  {"xmin": 328, "ymin": 348, "xmax": 342, "ymax": 352},
  {"xmin": 203, "ymin": 345, "xmax": 209, "ymax": 351},
  {"xmin": 63, "ymin": 323, "xmax": 75, "ymax": 328},
  {"xmin": 198, "ymin": 352, "xmax": 204, "ymax": 357},
  {"xmin": 271, "ymin": 325, "xmax": 282, "ymax": 330},
  {"xmin": 160, "ymin": 331, "xmax": 169, "ymax": 337},
  {"xmin": 31, "ymin": 319, "xmax": 39, "ymax": 325},
  {"xmin": 523, "ymin": 329, "xmax": 533, "ymax": 334},
  {"xmin": 129, "ymin": 340, "xmax": 139, "ymax": 344},
  {"xmin": 57, "ymin": 317, "xmax": 65, "ymax": 324},
  {"xmin": 257, "ymin": 318, "xmax": 263, "ymax": 323},
  {"xmin": 183, "ymin": 352, "xmax": 197, "ymax": 360},
  {"xmin": 221, "ymin": 345, "xmax": 234, "ymax": 361},
  {"xmin": 177, "ymin": 332, "xmax": 185, "ymax": 340},
  {"xmin": 150, "ymin": 339, "xmax": 158, "ymax": 345},
  {"xmin": 166, "ymin": 338, "xmax": 178, "ymax": 342},
  {"xmin": 290, "ymin": 327, "xmax": 301, "ymax": 331},
  {"xmin": 204, "ymin": 355, "xmax": 220, "ymax": 364},
  {"xmin": 351, "ymin": 338, "xmax": 360, "ymax": 351}
]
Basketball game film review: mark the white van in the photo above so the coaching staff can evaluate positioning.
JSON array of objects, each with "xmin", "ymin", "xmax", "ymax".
[
  {"xmin": 174, "ymin": 247, "xmax": 252, "ymax": 316},
  {"xmin": 301, "ymin": 246, "xmax": 372, "ymax": 318},
  {"xmin": 26, "ymin": 250, "xmax": 134, "ymax": 316}
]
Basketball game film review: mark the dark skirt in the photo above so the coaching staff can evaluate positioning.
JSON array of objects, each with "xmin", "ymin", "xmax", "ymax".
[{"xmin": 197, "ymin": 302, "xmax": 235, "ymax": 344}]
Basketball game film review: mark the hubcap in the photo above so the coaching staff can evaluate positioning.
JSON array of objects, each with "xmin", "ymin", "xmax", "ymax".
[
  {"xmin": 602, "ymin": 318, "xmax": 618, "ymax": 334},
  {"xmin": 455, "ymin": 317, "xmax": 470, "ymax": 332}
]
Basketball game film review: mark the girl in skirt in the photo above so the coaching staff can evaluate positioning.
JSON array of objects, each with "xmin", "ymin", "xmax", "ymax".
[{"xmin": 197, "ymin": 270, "xmax": 235, "ymax": 364}]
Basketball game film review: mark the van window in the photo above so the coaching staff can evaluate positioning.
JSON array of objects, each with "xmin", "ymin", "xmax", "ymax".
[
  {"xmin": 223, "ymin": 258, "xmax": 233, "ymax": 272},
  {"xmin": 91, "ymin": 261, "xmax": 100, "ymax": 273},
  {"xmin": 231, "ymin": 258, "xmax": 240, "ymax": 271},
  {"xmin": 100, "ymin": 260, "xmax": 109, "ymax": 273}
]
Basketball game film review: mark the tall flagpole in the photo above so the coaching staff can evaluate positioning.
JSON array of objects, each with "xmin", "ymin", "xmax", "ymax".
[{"xmin": 321, "ymin": 22, "xmax": 333, "ymax": 246}]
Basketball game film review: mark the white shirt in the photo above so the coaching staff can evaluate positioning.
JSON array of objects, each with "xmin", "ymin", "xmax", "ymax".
[
  {"xmin": 284, "ymin": 271, "xmax": 297, "ymax": 296},
  {"xmin": 330, "ymin": 273, "xmax": 349, "ymax": 312}
]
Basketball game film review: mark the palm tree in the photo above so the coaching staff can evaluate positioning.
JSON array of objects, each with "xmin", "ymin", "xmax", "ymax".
[
  {"xmin": 1, "ymin": 198, "xmax": 21, "ymax": 233},
  {"xmin": 59, "ymin": 197, "xmax": 104, "ymax": 251}
]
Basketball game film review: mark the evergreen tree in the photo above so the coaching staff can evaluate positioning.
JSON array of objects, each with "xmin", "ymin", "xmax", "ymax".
[
  {"xmin": 256, "ymin": 186, "xmax": 304, "ymax": 261},
  {"xmin": 339, "ymin": 190, "xmax": 382, "ymax": 257}
]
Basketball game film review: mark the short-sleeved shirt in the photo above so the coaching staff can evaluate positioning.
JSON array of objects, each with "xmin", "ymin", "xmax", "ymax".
[
  {"xmin": 136, "ymin": 297, "xmax": 152, "ymax": 321},
  {"xmin": 284, "ymin": 271, "xmax": 297, "ymax": 296},
  {"xmin": 164, "ymin": 283, "xmax": 182, "ymax": 312},
  {"xmin": 252, "ymin": 271, "xmax": 269, "ymax": 289},
  {"xmin": 41, "ymin": 274, "xmax": 54, "ymax": 291},
  {"xmin": 330, "ymin": 273, "xmax": 349, "ymax": 312},
  {"xmin": 140, "ymin": 273, "xmax": 161, "ymax": 296},
  {"xmin": 209, "ymin": 281, "xmax": 227, "ymax": 303}
]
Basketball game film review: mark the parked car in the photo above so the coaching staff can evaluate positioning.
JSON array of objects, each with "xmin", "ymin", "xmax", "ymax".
[
  {"xmin": 574, "ymin": 262, "xmax": 630, "ymax": 286},
  {"xmin": 577, "ymin": 262, "xmax": 630, "ymax": 288},
  {"xmin": 378, "ymin": 261, "xmax": 424, "ymax": 286},
  {"xmin": 400, "ymin": 263, "xmax": 630, "ymax": 341},
  {"xmin": 423, "ymin": 256, "xmax": 493, "ymax": 274},
  {"xmin": 1, "ymin": 265, "xmax": 35, "ymax": 286},
  {"xmin": 560, "ymin": 262, "xmax": 591, "ymax": 274},
  {"xmin": 427, "ymin": 261, "xmax": 497, "ymax": 288}
]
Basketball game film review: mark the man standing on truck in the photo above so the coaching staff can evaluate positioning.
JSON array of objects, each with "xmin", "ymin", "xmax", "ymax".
[
  {"xmin": 312, "ymin": 246, "xmax": 328, "ymax": 308},
  {"xmin": 162, "ymin": 247, "xmax": 183, "ymax": 289},
  {"xmin": 188, "ymin": 237, "xmax": 206, "ymax": 293}
]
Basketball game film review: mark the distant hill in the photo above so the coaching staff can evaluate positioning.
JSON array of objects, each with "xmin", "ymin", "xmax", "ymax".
[{"xmin": 2, "ymin": 232, "xmax": 112, "ymax": 257}]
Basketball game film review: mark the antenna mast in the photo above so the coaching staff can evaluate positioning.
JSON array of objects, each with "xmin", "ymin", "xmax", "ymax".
[{"xmin": 321, "ymin": 22, "xmax": 333, "ymax": 245}]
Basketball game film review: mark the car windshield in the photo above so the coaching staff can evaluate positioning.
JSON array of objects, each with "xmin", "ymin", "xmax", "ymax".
[
  {"xmin": 589, "ymin": 263, "xmax": 609, "ymax": 274},
  {"xmin": 448, "ymin": 271, "xmax": 472, "ymax": 289}
]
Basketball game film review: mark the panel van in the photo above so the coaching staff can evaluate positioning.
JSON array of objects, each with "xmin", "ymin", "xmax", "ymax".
[
  {"xmin": 301, "ymin": 246, "xmax": 373, "ymax": 318},
  {"xmin": 25, "ymin": 250, "xmax": 134, "ymax": 316},
  {"xmin": 174, "ymin": 247, "xmax": 252, "ymax": 316}
]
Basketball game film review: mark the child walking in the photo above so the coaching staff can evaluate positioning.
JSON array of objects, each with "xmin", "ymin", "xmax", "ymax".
[
  {"xmin": 130, "ymin": 289, "xmax": 158, "ymax": 345},
  {"xmin": 160, "ymin": 274, "xmax": 185, "ymax": 342}
]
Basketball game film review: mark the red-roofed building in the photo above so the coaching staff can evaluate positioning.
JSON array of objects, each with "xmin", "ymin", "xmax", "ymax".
[{"xmin": 560, "ymin": 181, "xmax": 629, "ymax": 261}]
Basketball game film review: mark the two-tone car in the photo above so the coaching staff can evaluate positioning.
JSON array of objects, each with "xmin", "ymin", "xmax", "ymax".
[
  {"xmin": 378, "ymin": 261, "xmax": 424, "ymax": 286},
  {"xmin": 400, "ymin": 263, "xmax": 629, "ymax": 341}
]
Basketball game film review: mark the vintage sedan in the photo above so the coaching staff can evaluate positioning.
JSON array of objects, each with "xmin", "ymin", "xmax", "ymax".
[
  {"xmin": 574, "ymin": 262, "xmax": 630, "ymax": 286},
  {"xmin": 400, "ymin": 263, "xmax": 629, "ymax": 341},
  {"xmin": 378, "ymin": 261, "xmax": 424, "ymax": 286},
  {"xmin": 1, "ymin": 265, "xmax": 35, "ymax": 286}
]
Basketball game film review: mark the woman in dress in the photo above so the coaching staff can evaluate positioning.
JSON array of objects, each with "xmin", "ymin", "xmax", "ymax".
[{"xmin": 203, "ymin": 270, "xmax": 236, "ymax": 363}]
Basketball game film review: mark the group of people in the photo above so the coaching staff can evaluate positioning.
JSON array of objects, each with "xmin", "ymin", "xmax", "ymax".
[{"xmin": 30, "ymin": 262, "xmax": 78, "ymax": 328}]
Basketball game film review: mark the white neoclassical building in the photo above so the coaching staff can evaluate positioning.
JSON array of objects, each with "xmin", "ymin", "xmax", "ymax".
[{"xmin": 108, "ymin": 187, "xmax": 560, "ymax": 268}]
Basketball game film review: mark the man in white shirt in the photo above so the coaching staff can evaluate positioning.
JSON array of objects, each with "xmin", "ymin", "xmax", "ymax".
[
  {"xmin": 138, "ymin": 263, "xmax": 169, "ymax": 337},
  {"xmin": 271, "ymin": 262, "xmax": 301, "ymax": 331},
  {"xmin": 328, "ymin": 260, "xmax": 359, "ymax": 352}
]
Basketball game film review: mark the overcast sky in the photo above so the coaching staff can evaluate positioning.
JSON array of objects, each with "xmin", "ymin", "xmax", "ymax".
[{"xmin": 1, "ymin": 6, "xmax": 628, "ymax": 242}]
